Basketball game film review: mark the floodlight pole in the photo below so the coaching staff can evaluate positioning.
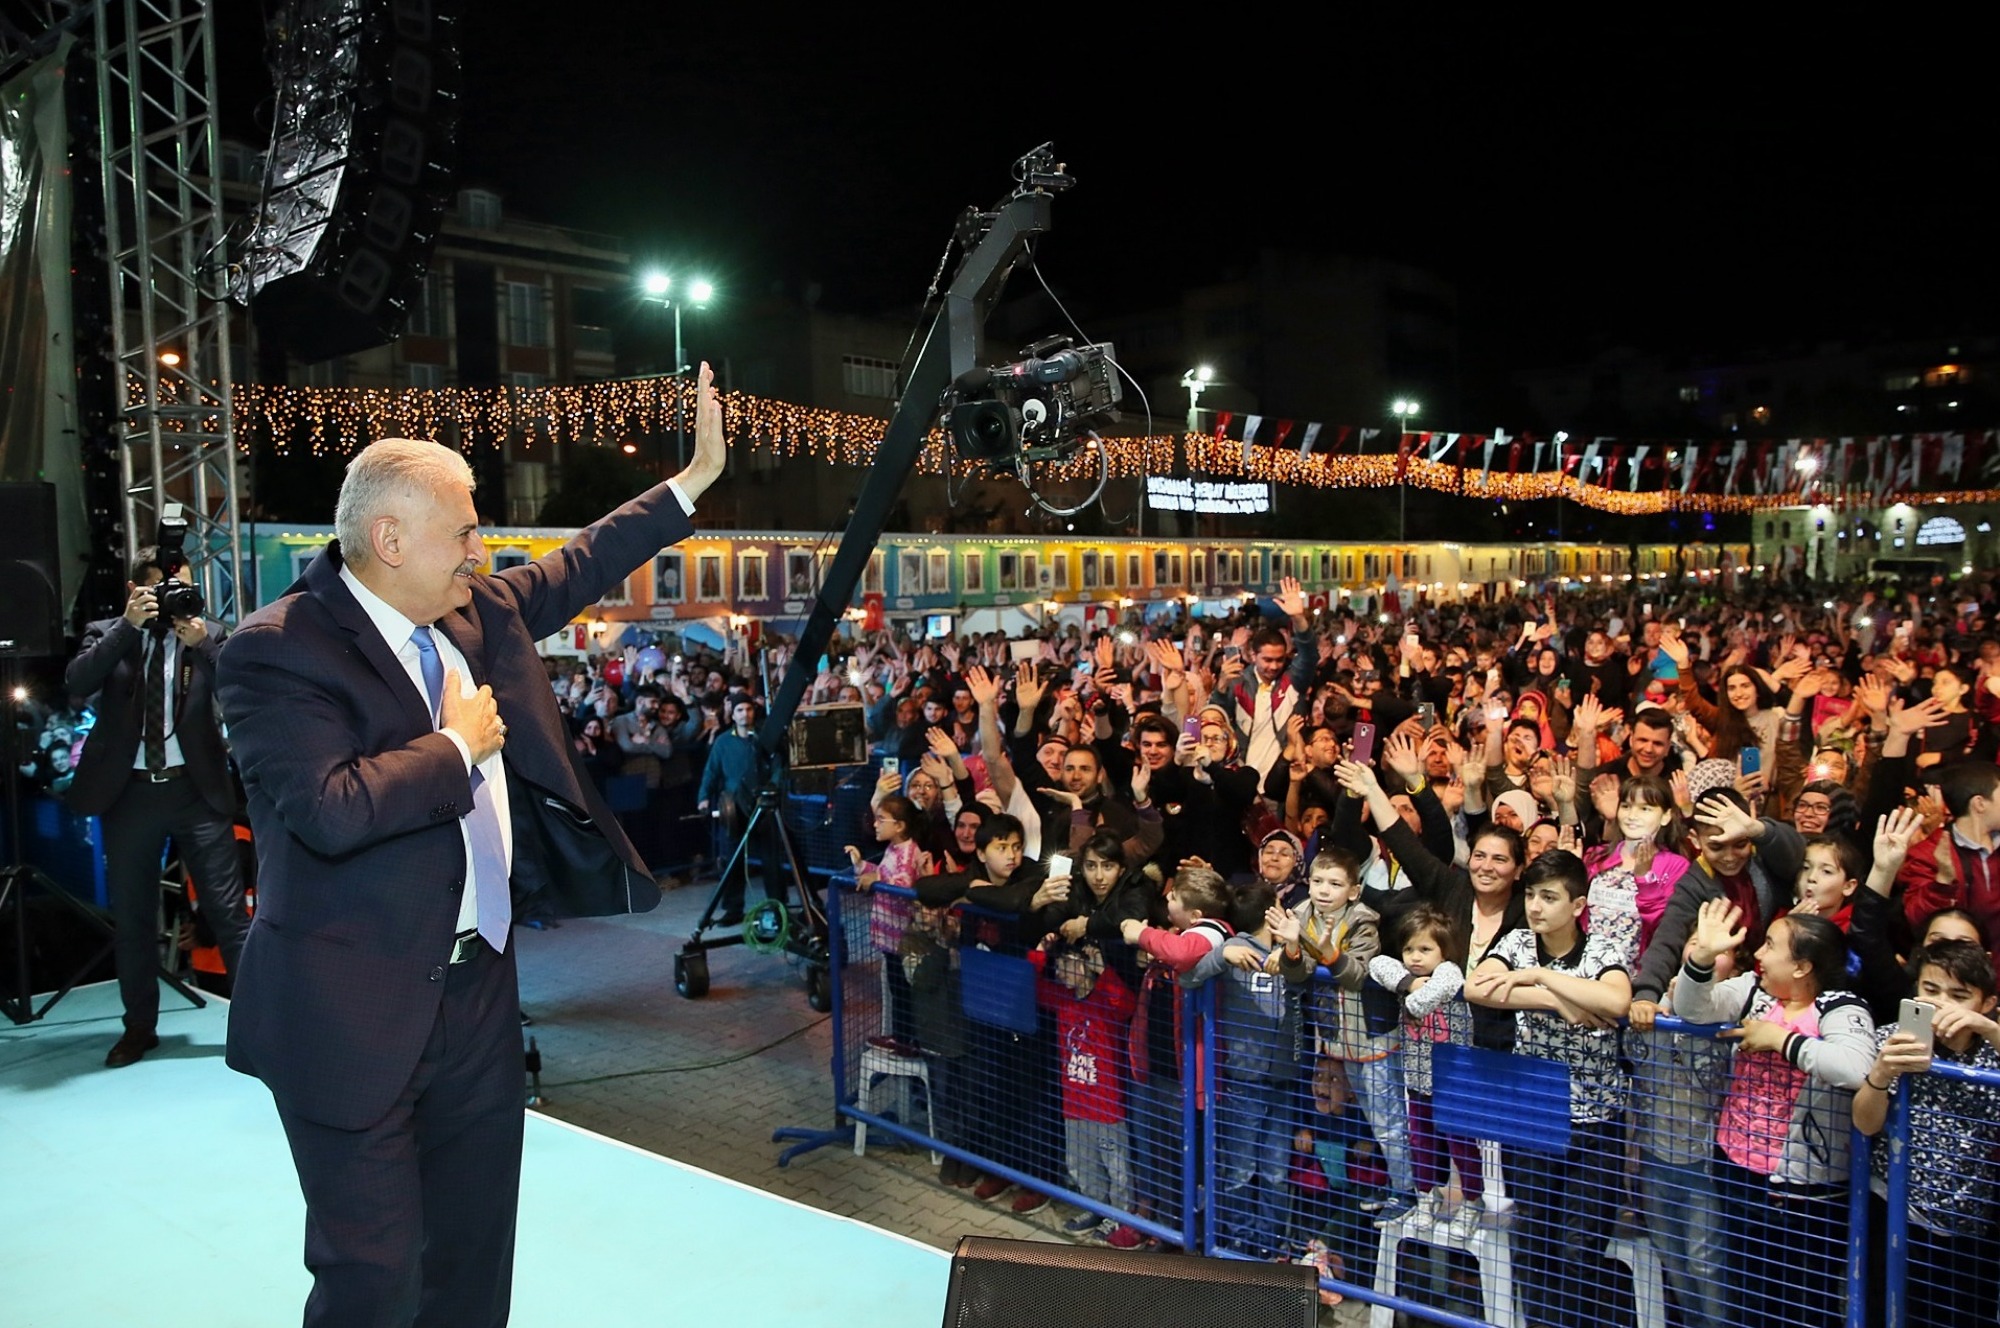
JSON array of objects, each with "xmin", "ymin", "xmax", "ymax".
[{"xmin": 756, "ymin": 187, "xmax": 1055, "ymax": 758}]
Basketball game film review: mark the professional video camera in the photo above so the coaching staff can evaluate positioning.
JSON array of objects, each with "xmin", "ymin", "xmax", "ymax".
[
  {"xmin": 147, "ymin": 503, "xmax": 204, "ymax": 634},
  {"xmin": 947, "ymin": 335, "xmax": 1121, "ymax": 467}
]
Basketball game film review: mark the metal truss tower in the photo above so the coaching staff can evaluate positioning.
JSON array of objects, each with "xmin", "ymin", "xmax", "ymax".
[{"xmin": 92, "ymin": 0, "xmax": 242, "ymax": 619}]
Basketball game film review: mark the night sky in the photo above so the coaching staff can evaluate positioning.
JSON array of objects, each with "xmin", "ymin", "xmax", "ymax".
[{"xmin": 216, "ymin": 16, "xmax": 1996, "ymax": 380}]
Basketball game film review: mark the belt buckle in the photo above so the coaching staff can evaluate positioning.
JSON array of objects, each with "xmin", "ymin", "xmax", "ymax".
[
  {"xmin": 146, "ymin": 770, "xmax": 172, "ymax": 784},
  {"xmin": 450, "ymin": 932, "xmax": 480, "ymax": 964}
]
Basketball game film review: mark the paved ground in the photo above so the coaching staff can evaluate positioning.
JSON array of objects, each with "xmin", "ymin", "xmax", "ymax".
[{"xmin": 514, "ymin": 874, "xmax": 1370, "ymax": 1323}]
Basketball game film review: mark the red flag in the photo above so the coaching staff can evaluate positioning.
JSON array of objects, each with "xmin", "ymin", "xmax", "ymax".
[
  {"xmin": 1334, "ymin": 425, "xmax": 1353, "ymax": 453},
  {"xmin": 1211, "ymin": 410, "xmax": 1233, "ymax": 445},
  {"xmin": 1395, "ymin": 432, "xmax": 1416, "ymax": 481},
  {"xmin": 1272, "ymin": 420, "xmax": 1294, "ymax": 449},
  {"xmin": 1506, "ymin": 439, "xmax": 1522, "ymax": 474}
]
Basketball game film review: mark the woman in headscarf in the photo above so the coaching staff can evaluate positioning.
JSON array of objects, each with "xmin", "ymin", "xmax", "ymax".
[{"xmin": 1254, "ymin": 827, "xmax": 1308, "ymax": 910}]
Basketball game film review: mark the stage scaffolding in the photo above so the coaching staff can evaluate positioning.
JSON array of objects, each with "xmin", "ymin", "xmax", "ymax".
[{"xmin": 91, "ymin": 0, "xmax": 243, "ymax": 618}]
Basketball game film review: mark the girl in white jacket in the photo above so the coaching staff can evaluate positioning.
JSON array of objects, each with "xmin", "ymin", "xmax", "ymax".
[{"xmin": 1675, "ymin": 898, "xmax": 1876, "ymax": 1328}]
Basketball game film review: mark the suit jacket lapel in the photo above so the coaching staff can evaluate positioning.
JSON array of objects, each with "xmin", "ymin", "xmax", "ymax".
[
  {"xmin": 436, "ymin": 607, "xmax": 488, "ymax": 689},
  {"xmin": 305, "ymin": 544, "xmax": 434, "ymax": 737}
]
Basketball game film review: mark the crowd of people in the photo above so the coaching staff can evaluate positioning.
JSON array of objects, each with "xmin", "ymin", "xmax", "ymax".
[
  {"xmin": 764, "ymin": 570, "xmax": 2000, "ymax": 1328},
  {"xmin": 21, "ymin": 552, "xmax": 2000, "ymax": 1324}
]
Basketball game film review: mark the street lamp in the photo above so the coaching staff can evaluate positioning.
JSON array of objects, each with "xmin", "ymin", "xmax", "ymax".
[
  {"xmin": 1168, "ymin": 365, "xmax": 1215, "ymax": 542},
  {"xmin": 1179, "ymin": 364, "xmax": 1214, "ymax": 433},
  {"xmin": 1391, "ymin": 398, "xmax": 1420, "ymax": 540},
  {"xmin": 638, "ymin": 270, "xmax": 714, "ymax": 470}
]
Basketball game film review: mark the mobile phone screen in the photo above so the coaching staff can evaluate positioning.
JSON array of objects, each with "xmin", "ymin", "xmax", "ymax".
[{"xmin": 1046, "ymin": 853, "xmax": 1072, "ymax": 880}]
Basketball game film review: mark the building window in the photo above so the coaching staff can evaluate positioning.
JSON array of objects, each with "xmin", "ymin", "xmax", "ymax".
[
  {"xmin": 1023, "ymin": 551, "xmax": 1040, "ymax": 589},
  {"xmin": 1678, "ymin": 385, "xmax": 1700, "ymax": 402},
  {"xmin": 1191, "ymin": 551, "xmax": 1206, "ymax": 587},
  {"xmin": 998, "ymin": 552, "xmax": 1020, "ymax": 591},
  {"xmin": 899, "ymin": 549, "xmax": 925, "ymax": 594},
  {"xmin": 505, "ymin": 282, "xmax": 549, "ymax": 348},
  {"xmin": 961, "ymin": 552, "xmax": 982, "ymax": 593},
  {"xmin": 841, "ymin": 356, "xmax": 897, "ymax": 399},
  {"xmin": 459, "ymin": 189, "xmax": 502, "ymax": 230},
  {"xmin": 928, "ymin": 549, "xmax": 950, "ymax": 593},
  {"xmin": 409, "ymin": 362, "xmax": 444, "ymax": 390},
  {"xmin": 1050, "ymin": 552, "xmax": 1069, "ymax": 590},
  {"xmin": 490, "ymin": 547, "xmax": 529, "ymax": 572},
  {"xmin": 653, "ymin": 552, "xmax": 684, "ymax": 603},
  {"xmin": 785, "ymin": 551, "xmax": 815, "ymax": 598},
  {"xmin": 695, "ymin": 554, "xmax": 724, "ymax": 601},
  {"xmin": 1127, "ymin": 553, "xmax": 1142, "ymax": 587},
  {"xmin": 409, "ymin": 271, "xmax": 449, "ymax": 337},
  {"xmin": 1082, "ymin": 550, "xmax": 1099, "ymax": 589},
  {"xmin": 1249, "ymin": 551, "xmax": 1264, "ymax": 585},
  {"xmin": 509, "ymin": 372, "xmax": 546, "ymax": 390},
  {"xmin": 1169, "ymin": 552, "xmax": 1183, "ymax": 584},
  {"xmin": 863, "ymin": 550, "xmax": 884, "ymax": 595},
  {"xmin": 1153, "ymin": 551, "xmax": 1169, "ymax": 585},
  {"xmin": 738, "ymin": 551, "xmax": 767, "ymax": 600}
]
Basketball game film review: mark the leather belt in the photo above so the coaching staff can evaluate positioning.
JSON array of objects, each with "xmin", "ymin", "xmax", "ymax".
[
  {"xmin": 135, "ymin": 766, "xmax": 187, "ymax": 783},
  {"xmin": 448, "ymin": 930, "xmax": 485, "ymax": 965}
]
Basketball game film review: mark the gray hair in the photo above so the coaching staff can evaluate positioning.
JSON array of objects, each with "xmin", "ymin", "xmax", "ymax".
[{"xmin": 334, "ymin": 438, "xmax": 476, "ymax": 567}]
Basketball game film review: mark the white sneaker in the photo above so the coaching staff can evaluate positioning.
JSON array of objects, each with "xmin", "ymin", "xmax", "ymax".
[{"xmin": 1413, "ymin": 1190, "xmax": 1442, "ymax": 1225}]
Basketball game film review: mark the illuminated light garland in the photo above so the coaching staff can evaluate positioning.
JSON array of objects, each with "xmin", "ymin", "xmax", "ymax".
[{"xmin": 226, "ymin": 377, "xmax": 2000, "ymax": 514}]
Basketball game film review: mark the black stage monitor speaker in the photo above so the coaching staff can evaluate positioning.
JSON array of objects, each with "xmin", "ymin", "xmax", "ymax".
[
  {"xmin": 941, "ymin": 1236, "xmax": 1319, "ymax": 1328},
  {"xmin": 0, "ymin": 482, "xmax": 61, "ymax": 658}
]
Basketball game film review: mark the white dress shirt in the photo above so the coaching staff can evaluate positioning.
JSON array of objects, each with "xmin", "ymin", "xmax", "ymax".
[{"xmin": 340, "ymin": 565, "xmax": 511, "ymax": 938}]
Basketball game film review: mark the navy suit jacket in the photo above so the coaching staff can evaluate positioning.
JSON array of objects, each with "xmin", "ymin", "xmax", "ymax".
[
  {"xmin": 216, "ymin": 481, "xmax": 691, "ymax": 1129},
  {"xmin": 64, "ymin": 615, "xmax": 236, "ymax": 818}
]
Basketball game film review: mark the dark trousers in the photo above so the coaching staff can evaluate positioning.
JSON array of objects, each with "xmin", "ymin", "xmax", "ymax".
[
  {"xmin": 102, "ymin": 773, "xmax": 248, "ymax": 1032},
  {"xmin": 714, "ymin": 799, "xmax": 787, "ymax": 912},
  {"xmin": 1713, "ymin": 1151, "xmax": 1846, "ymax": 1328},
  {"xmin": 1505, "ymin": 1117, "xmax": 1627, "ymax": 1328},
  {"xmin": 274, "ymin": 940, "xmax": 524, "ymax": 1328}
]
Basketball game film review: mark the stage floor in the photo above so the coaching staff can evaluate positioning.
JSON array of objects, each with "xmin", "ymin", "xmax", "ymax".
[{"xmin": 0, "ymin": 982, "xmax": 948, "ymax": 1327}]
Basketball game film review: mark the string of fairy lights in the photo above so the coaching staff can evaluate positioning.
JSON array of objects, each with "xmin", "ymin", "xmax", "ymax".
[{"xmin": 223, "ymin": 377, "xmax": 2000, "ymax": 516}]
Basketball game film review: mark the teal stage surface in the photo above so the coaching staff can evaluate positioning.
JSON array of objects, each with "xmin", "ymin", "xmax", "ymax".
[{"xmin": 0, "ymin": 983, "xmax": 949, "ymax": 1326}]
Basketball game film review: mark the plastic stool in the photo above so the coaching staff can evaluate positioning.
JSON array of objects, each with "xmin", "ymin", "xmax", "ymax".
[
  {"xmin": 1369, "ymin": 1203, "xmax": 1519, "ymax": 1328},
  {"xmin": 1604, "ymin": 1235, "xmax": 1668, "ymax": 1328},
  {"xmin": 853, "ymin": 1045, "xmax": 939, "ymax": 1164}
]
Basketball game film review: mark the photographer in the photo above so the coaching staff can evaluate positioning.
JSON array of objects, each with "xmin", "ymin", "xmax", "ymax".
[{"xmin": 64, "ymin": 546, "xmax": 250, "ymax": 1068}]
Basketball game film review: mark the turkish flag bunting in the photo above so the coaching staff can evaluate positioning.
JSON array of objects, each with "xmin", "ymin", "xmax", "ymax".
[{"xmin": 1212, "ymin": 410, "xmax": 1232, "ymax": 445}]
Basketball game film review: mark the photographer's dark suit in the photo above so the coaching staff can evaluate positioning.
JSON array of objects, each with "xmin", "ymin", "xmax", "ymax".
[
  {"xmin": 216, "ymin": 481, "xmax": 685, "ymax": 1327},
  {"xmin": 65, "ymin": 607, "xmax": 249, "ymax": 1056}
]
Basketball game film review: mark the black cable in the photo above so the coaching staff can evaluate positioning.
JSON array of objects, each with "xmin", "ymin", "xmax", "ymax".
[{"xmin": 535, "ymin": 1013, "xmax": 829, "ymax": 1088}]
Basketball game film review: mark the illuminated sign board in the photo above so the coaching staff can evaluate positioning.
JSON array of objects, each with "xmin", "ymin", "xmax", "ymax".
[
  {"xmin": 1916, "ymin": 516, "xmax": 1966, "ymax": 547},
  {"xmin": 1145, "ymin": 477, "xmax": 1271, "ymax": 515}
]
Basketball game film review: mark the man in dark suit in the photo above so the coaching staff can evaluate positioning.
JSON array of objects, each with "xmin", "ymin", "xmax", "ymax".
[
  {"xmin": 216, "ymin": 363, "xmax": 727, "ymax": 1327},
  {"xmin": 65, "ymin": 548, "xmax": 251, "ymax": 1067}
]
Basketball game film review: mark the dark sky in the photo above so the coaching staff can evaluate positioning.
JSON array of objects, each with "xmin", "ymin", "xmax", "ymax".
[{"xmin": 219, "ymin": 14, "xmax": 1995, "ymax": 373}]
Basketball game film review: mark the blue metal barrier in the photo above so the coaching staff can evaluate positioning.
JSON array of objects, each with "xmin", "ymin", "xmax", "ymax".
[
  {"xmin": 796, "ymin": 889, "xmax": 2000, "ymax": 1328},
  {"xmin": 1878, "ymin": 1053, "xmax": 2000, "ymax": 1328}
]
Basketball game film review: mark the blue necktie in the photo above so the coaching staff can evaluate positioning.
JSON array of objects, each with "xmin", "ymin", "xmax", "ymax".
[{"xmin": 412, "ymin": 627, "xmax": 511, "ymax": 952}]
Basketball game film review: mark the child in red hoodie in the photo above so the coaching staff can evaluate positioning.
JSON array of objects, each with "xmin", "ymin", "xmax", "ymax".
[{"xmin": 1032, "ymin": 939, "xmax": 1142, "ymax": 1248}]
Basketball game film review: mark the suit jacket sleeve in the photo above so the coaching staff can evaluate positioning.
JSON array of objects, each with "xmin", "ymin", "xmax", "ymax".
[{"xmin": 219, "ymin": 619, "xmax": 473, "ymax": 859}]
